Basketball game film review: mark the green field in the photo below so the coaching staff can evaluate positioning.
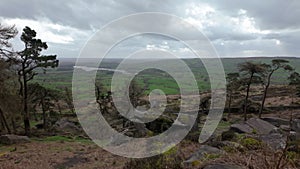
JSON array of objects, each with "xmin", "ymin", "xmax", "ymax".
[{"xmin": 32, "ymin": 57, "xmax": 300, "ymax": 95}]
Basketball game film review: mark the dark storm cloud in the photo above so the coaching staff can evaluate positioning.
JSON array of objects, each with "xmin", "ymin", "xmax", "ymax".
[{"xmin": 0, "ymin": 0, "xmax": 184, "ymax": 30}]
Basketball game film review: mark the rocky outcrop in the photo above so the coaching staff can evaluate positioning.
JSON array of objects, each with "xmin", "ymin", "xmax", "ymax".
[
  {"xmin": 228, "ymin": 118, "xmax": 290, "ymax": 150},
  {"xmin": 246, "ymin": 118, "xmax": 277, "ymax": 135},
  {"xmin": 259, "ymin": 133, "xmax": 287, "ymax": 150},
  {"xmin": 230, "ymin": 118, "xmax": 277, "ymax": 135},
  {"xmin": 0, "ymin": 134, "xmax": 30, "ymax": 145}
]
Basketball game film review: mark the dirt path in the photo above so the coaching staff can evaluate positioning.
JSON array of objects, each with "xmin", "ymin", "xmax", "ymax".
[
  {"xmin": 0, "ymin": 141, "xmax": 127, "ymax": 169},
  {"xmin": 0, "ymin": 139, "xmax": 201, "ymax": 169}
]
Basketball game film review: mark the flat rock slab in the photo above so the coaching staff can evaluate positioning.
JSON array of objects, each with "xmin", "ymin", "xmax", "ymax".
[
  {"xmin": 230, "ymin": 118, "xmax": 278, "ymax": 135},
  {"xmin": 204, "ymin": 164, "xmax": 244, "ymax": 169},
  {"xmin": 246, "ymin": 118, "xmax": 277, "ymax": 135},
  {"xmin": 230, "ymin": 123, "xmax": 253, "ymax": 134},
  {"xmin": 0, "ymin": 134, "xmax": 30, "ymax": 145},
  {"xmin": 262, "ymin": 117, "xmax": 290, "ymax": 127}
]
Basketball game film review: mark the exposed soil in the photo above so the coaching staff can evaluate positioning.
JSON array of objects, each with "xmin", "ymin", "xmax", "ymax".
[
  {"xmin": 0, "ymin": 141, "xmax": 127, "ymax": 169},
  {"xmin": 0, "ymin": 140, "xmax": 201, "ymax": 169}
]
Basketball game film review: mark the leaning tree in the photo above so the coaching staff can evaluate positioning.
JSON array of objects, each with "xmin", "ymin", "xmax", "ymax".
[
  {"xmin": 258, "ymin": 59, "xmax": 293, "ymax": 118},
  {"xmin": 238, "ymin": 61, "xmax": 266, "ymax": 121},
  {"xmin": 288, "ymin": 71, "xmax": 300, "ymax": 103},
  {"xmin": 12, "ymin": 26, "xmax": 59, "ymax": 135}
]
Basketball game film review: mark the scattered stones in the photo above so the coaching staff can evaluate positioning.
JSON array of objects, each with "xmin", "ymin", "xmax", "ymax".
[{"xmin": 0, "ymin": 134, "xmax": 30, "ymax": 145}]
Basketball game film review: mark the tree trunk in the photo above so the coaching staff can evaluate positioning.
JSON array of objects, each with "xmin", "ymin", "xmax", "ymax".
[
  {"xmin": 0, "ymin": 113, "xmax": 5, "ymax": 131},
  {"xmin": 32, "ymin": 104, "xmax": 38, "ymax": 121},
  {"xmin": 0, "ymin": 107, "xmax": 11, "ymax": 134},
  {"xmin": 11, "ymin": 117, "xmax": 16, "ymax": 134},
  {"xmin": 0, "ymin": 117, "xmax": 5, "ymax": 132},
  {"xmin": 259, "ymin": 84, "xmax": 269, "ymax": 118},
  {"xmin": 65, "ymin": 87, "xmax": 75, "ymax": 114},
  {"xmin": 56, "ymin": 102, "xmax": 62, "ymax": 118},
  {"xmin": 22, "ymin": 69, "xmax": 30, "ymax": 136},
  {"xmin": 227, "ymin": 92, "xmax": 232, "ymax": 119},
  {"xmin": 41, "ymin": 100, "xmax": 47, "ymax": 130},
  {"xmin": 259, "ymin": 71, "xmax": 273, "ymax": 118},
  {"xmin": 243, "ymin": 73, "xmax": 254, "ymax": 121},
  {"xmin": 191, "ymin": 107, "xmax": 201, "ymax": 133}
]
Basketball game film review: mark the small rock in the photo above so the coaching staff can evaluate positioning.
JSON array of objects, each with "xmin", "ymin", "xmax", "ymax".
[
  {"xmin": 291, "ymin": 119, "xmax": 300, "ymax": 132},
  {"xmin": 52, "ymin": 118, "xmax": 81, "ymax": 134},
  {"xmin": 289, "ymin": 131, "xmax": 300, "ymax": 141},
  {"xmin": 183, "ymin": 145, "xmax": 224, "ymax": 165},
  {"xmin": 0, "ymin": 134, "xmax": 30, "ymax": 145}
]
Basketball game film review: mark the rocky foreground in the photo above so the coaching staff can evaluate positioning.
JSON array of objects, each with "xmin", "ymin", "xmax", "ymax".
[{"xmin": 0, "ymin": 117, "xmax": 299, "ymax": 169}]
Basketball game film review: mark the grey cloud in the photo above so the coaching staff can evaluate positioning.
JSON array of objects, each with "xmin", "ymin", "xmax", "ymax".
[
  {"xmin": 0, "ymin": 0, "xmax": 300, "ymax": 57},
  {"xmin": 206, "ymin": 0, "xmax": 300, "ymax": 30},
  {"xmin": 205, "ymin": 26, "xmax": 258, "ymax": 41}
]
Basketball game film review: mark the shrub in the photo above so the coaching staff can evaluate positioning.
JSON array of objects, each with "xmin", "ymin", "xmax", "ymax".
[
  {"xmin": 252, "ymin": 129, "xmax": 257, "ymax": 134},
  {"xmin": 221, "ymin": 130, "xmax": 236, "ymax": 141},
  {"xmin": 222, "ymin": 145, "xmax": 238, "ymax": 153},
  {"xmin": 240, "ymin": 137, "xmax": 262, "ymax": 150},
  {"xmin": 204, "ymin": 153, "xmax": 221, "ymax": 160}
]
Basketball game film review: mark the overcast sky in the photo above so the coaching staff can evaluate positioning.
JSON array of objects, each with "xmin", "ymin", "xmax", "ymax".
[{"xmin": 0, "ymin": 0, "xmax": 299, "ymax": 58}]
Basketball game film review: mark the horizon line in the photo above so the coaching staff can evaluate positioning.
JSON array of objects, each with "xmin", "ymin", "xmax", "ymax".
[{"xmin": 58, "ymin": 55, "xmax": 300, "ymax": 59}]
